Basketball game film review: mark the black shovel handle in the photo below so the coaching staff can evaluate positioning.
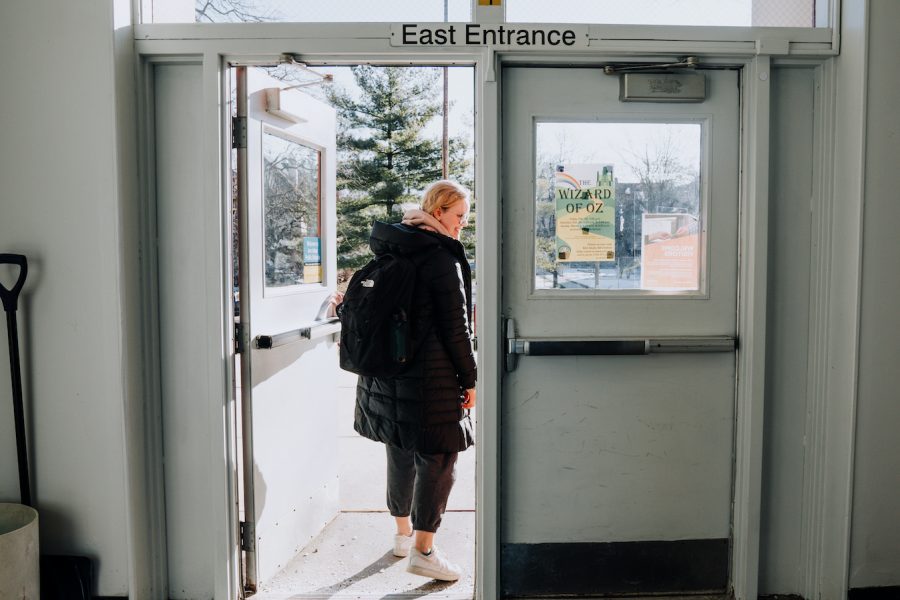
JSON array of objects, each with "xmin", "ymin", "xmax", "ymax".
[
  {"xmin": 0, "ymin": 253, "xmax": 31, "ymax": 506},
  {"xmin": 0, "ymin": 254, "xmax": 28, "ymax": 313}
]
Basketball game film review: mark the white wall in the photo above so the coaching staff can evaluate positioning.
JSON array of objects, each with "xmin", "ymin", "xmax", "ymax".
[
  {"xmin": 0, "ymin": 0, "xmax": 132, "ymax": 596},
  {"xmin": 850, "ymin": 0, "xmax": 900, "ymax": 589}
]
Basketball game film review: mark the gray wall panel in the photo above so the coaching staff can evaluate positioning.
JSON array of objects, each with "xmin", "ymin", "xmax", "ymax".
[
  {"xmin": 759, "ymin": 66, "xmax": 815, "ymax": 595},
  {"xmin": 155, "ymin": 64, "xmax": 216, "ymax": 600},
  {"xmin": 850, "ymin": 0, "xmax": 900, "ymax": 588}
]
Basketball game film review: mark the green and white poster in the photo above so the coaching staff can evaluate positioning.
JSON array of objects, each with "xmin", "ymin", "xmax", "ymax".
[{"xmin": 555, "ymin": 164, "xmax": 616, "ymax": 262}]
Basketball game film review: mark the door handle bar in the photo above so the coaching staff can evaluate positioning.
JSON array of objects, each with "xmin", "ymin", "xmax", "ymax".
[
  {"xmin": 509, "ymin": 337, "xmax": 736, "ymax": 356},
  {"xmin": 505, "ymin": 318, "xmax": 735, "ymax": 371},
  {"xmin": 255, "ymin": 319, "xmax": 341, "ymax": 350}
]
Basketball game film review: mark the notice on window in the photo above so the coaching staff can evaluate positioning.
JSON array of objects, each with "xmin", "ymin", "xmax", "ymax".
[
  {"xmin": 303, "ymin": 237, "xmax": 322, "ymax": 284},
  {"xmin": 303, "ymin": 237, "xmax": 321, "ymax": 264},
  {"xmin": 555, "ymin": 164, "xmax": 616, "ymax": 263},
  {"xmin": 640, "ymin": 214, "xmax": 700, "ymax": 291},
  {"xmin": 303, "ymin": 264, "xmax": 322, "ymax": 284}
]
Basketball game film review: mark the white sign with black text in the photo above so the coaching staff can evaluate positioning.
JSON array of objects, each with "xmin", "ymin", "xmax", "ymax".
[{"xmin": 390, "ymin": 23, "xmax": 589, "ymax": 49}]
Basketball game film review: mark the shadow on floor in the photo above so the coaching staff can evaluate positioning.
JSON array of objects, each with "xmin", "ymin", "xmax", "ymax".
[
  {"xmin": 254, "ymin": 497, "xmax": 475, "ymax": 599},
  {"xmin": 284, "ymin": 550, "xmax": 458, "ymax": 599}
]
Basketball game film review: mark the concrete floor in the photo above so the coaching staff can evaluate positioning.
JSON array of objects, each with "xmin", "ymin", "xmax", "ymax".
[
  {"xmin": 254, "ymin": 368, "xmax": 476, "ymax": 599},
  {"xmin": 255, "ymin": 512, "xmax": 475, "ymax": 599}
]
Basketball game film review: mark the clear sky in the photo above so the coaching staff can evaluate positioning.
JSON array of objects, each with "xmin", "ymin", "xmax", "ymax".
[
  {"xmin": 506, "ymin": 0, "xmax": 750, "ymax": 26},
  {"xmin": 536, "ymin": 123, "xmax": 701, "ymax": 183},
  {"xmin": 245, "ymin": 0, "xmax": 752, "ymax": 26}
]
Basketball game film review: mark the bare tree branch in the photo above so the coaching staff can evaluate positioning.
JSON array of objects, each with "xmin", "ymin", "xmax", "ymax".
[{"xmin": 196, "ymin": 0, "xmax": 272, "ymax": 23}]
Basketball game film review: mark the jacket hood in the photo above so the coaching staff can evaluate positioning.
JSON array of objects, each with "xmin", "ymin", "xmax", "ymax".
[{"xmin": 369, "ymin": 221, "xmax": 444, "ymax": 256}]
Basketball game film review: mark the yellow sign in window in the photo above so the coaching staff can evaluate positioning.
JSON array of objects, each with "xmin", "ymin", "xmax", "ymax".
[{"xmin": 478, "ymin": 0, "xmax": 501, "ymax": 5}]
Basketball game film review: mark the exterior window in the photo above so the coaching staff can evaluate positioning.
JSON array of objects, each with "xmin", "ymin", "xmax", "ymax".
[
  {"xmin": 146, "ymin": 0, "xmax": 827, "ymax": 27},
  {"xmin": 148, "ymin": 0, "xmax": 471, "ymax": 23},
  {"xmin": 263, "ymin": 131, "xmax": 322, "ymax": 289},
  {"xmin": 534, "ymin": 122, "xmax": 704, "ymax": 293},
  {"xmin": 507, "ymin": 0, "xmax": 822, "ymax": 27}
]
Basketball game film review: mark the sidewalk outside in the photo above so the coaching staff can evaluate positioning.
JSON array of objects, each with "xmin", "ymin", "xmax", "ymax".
[{"xmin": 256, "ymin": 367, "xmax": 476, "ymax": 598}]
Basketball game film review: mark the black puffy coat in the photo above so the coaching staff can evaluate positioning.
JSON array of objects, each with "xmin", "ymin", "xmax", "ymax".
[{"xmin": 353, "ymin": 222, "xmax": 476, "ymax": 454}]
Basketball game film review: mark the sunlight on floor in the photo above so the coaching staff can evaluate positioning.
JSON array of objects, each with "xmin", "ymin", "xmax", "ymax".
[
  {"xmin": 255, "ymin": 512, "xmax": 475, "ymax": 599},
  {"xmin": 251, "ymin": 369, "xmax": 476, "ymax": 599}
]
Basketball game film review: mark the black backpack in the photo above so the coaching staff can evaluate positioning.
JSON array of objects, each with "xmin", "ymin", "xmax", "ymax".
[{"xmin": 338, "ymin": 249, "xmax": 431, "ymax": 377}]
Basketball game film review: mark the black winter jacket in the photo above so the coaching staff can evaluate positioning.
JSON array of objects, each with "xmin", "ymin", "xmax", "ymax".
[{"xmin": 353, "ymin": 222, "xmax": 476, "ymax": 454}]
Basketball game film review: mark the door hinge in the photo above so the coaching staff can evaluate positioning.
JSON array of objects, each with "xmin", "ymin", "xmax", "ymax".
[
  {"xmin": 504, "ymin": 318, "xmax": 519, "ymax": 373},
  {"xmin": 235, "ymin": 322, "xmax": 245, "ymax": 355},
  {"xmin": 240, "ymin": 520, "xmax": 255, "ymax": 552},
  {"xmin": 232, "ymin": 116, "xmax": 248, "ymax": 149}
]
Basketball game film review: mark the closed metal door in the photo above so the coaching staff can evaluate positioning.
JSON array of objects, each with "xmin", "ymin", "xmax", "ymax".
[{"xmin": 500, "ymin": 65, "xmax": 740, "ymax": 597}]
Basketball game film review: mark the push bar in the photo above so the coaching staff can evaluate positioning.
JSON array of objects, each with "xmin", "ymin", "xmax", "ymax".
[
  {"xmin": 255, "ymin": 319, "xmax": 341, "ymax": 350},
  {"xmin": 504, "ymin": 318, "xmax": 735, "ymax": 372},
  {"xmin": 508, "ymin": 337, "xmax": 735, "ymax": 356}
]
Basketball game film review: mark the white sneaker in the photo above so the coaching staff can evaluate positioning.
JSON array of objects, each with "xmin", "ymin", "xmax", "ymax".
[
  {"xmin": 406, "ymin": 546, "xmax": 462, "ymax": 581},
  {"xmin": 393, "ymin": 533, "xmax": 414, "ymax": 557}
]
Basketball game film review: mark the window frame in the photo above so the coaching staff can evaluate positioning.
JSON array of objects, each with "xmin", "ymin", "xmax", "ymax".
[
  {"xmin": 531, "ymin": 117, "xmax": 710, "ymax": 298},
  {"xmin": 138, "ymin": 0, "xmax": 839, "ymax": 41},
  {"xmin": 260, "ymin": 125, "xmax": 326, "ymax": 295}
]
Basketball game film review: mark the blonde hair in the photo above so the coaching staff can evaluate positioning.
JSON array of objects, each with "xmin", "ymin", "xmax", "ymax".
[{"xmin": 421, "ymin": 180, "xmax": 470, "ymax": 216}]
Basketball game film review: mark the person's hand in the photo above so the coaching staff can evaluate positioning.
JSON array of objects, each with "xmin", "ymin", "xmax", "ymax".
[
  {"xmin": 402, "ymin": 208, "xmax": 451, "ymax": 237},
  {"xmin": 326, "ymin": 291, "xmax": 344, "ymax": 318},
  {"xmin": 461, "ymin": 387, "xmax": 476, "ymax": 409}
]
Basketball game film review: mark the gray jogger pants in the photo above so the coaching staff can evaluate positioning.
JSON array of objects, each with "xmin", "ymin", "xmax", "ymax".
[{"xmin": 385, "ymin": 445, "xmax": 458, "ymax": 533}]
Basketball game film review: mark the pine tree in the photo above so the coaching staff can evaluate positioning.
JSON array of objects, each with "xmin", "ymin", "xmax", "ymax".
[{"xmin": 328, "ymin": 66, "xmax": 471, "ymax": 272}]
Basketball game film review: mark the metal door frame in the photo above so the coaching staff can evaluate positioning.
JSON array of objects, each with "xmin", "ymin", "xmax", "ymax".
[{"xmin": 133, "ymin": 11, "xmax": 866, "ymax": 597}]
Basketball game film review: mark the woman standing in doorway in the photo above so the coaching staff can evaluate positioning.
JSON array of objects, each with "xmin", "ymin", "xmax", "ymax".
[{"xmin": 352, "ymin": 180, "xmax": 476, "ymax": 582}]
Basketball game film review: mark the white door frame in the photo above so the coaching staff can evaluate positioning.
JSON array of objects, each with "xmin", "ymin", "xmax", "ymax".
[{"xmin": 133, "ymin": 9, "xmax": 867, "ymax": 598}]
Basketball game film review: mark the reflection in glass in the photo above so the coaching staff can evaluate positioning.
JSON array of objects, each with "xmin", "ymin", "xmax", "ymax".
[
  {"xmin": 264, "ymin": 132, "xmax": 321, "ymax": 288},
  {"xmin": 534, "ymin": 122, "xmax": 702, "ymax": 292}
]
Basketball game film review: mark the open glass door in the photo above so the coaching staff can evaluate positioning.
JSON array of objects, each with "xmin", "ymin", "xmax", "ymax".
[{"xmin": 234, "ymin": 66, "xmax": 340, "ymax": 594}]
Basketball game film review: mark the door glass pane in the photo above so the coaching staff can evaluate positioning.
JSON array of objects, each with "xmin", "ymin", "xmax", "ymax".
[
  {"xmin": 534, "ymin": 122, "xmax": 703, "ymax": 292},
  {"xmin": 507, "ymin": 0, "xmax": 819, "ymax": 27},
  {"xmin": 264, "ymin": 131, "xmax": 322, "ymax": 288}
]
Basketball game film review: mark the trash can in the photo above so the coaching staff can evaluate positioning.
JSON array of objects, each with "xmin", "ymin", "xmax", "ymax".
[{"xmin": 0, "ymin": 503, "xmax": 39, "ymax": 599}]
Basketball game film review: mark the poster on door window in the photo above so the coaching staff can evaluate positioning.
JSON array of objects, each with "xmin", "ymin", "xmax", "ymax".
[
  {"xmin": 303, "ymin": 264, "xmax": 322, "ymax": 284},
  {"xmin": 555, "ymin": 164, "xmax": 616, "ymax": 263},
  {"xmin": 302, "ymin": 236, "xmax": 322, "ymax": 283},
  {"xmin": 640, "ymin": 213, "xmax": 700, "ymax": 291}
]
